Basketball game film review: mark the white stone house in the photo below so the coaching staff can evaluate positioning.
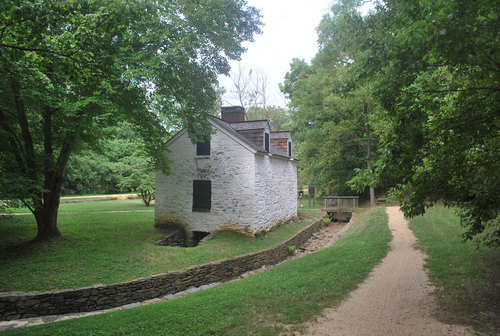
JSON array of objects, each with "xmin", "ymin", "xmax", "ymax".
[{"xmin": 155, "ymin": 106, "xmax": 297, "ymax": 239}]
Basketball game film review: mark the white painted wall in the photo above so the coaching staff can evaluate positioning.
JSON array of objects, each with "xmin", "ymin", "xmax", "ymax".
[
  {"xmin": 155, "ymin": 124, "xmax": 256, "ymax": 233},
  {"xmin": 155, "ymin": 121, "xmax": 297, "ymax": 234},
  {"xmin": 254, "ymin": 154, "xmax": 297, "ymax": 230}
]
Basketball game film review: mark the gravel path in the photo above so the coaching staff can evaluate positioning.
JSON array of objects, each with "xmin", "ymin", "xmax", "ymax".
[{"xmin": 305, "ymin": 206, "xmax": 474, "ymax": 336}]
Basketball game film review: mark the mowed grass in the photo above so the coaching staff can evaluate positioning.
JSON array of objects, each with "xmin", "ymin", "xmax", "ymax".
[
  {"xmin": 410, "ymin": 206, "xmax": 500, "ymax": 335},
  {"xmin": 1, "ymin": 206, "xmax": 391, "ymax": 336},
  {"xmin": 4, "ymin": 198, "xmax": 154, "ymax": 214},
  {"xmin": 0, "ymin": 199, "xmax": 323, "ymax": 292},
  {"xmin": 297, "ymin": 198, "xmax": 323, "ymax": 209}
]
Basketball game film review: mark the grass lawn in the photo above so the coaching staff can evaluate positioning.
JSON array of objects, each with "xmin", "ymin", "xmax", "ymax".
[
  {"xmin": 1, "ymin": 206, "xmax": 391, "ymax": 336},
  {"xmin": 410, "ymin": 206, "xmax": 500, "ymax": 335},
  {"xmin": 3, "ymin": 198, "xmax": 154, "ymax": 214},
  {"xmin": 0, "ymin": 199, "xmax": 324, "ymax": 292}
]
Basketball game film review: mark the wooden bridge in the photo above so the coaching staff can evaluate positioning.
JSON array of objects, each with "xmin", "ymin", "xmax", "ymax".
[{"xmin": 322, "ymin": 196, "xmax": 359, "ymax": 221}]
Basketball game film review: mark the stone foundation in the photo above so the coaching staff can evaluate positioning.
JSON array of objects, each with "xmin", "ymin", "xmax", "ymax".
[{"xmin": 155, "ymin": 228, "xmax": 187, "ymax": 247}]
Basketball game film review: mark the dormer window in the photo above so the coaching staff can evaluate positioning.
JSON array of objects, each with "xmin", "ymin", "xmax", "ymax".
[{"xmin": 196, "ymin": 139, "xmax": 210, "ymax": 156}]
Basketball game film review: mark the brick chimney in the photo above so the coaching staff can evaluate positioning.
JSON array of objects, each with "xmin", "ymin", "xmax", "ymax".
[{"xmin": 221, "ymin": 106, "xmax": 246, "ymax": 122}]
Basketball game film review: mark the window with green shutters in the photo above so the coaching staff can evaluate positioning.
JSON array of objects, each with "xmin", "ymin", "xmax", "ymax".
[{"xmin": 192, "ymin": 180, "xmax": 211, "ymax": 211}]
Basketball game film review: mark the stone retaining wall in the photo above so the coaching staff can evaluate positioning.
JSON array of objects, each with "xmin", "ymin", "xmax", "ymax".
[{"xmin": 0, "ymin": 216, "xmax": 327, "ymax": 321}]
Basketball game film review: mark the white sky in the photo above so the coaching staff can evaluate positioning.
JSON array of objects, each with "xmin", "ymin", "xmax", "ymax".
[{"xmin": 218, "ymin": 0, "xmax": 334, "ymax": 108}]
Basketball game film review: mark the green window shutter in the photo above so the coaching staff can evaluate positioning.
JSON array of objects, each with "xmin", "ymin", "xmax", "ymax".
[
  {"xmin": 265, "ymin": 132, "xmax": 270, "ymax": 152},
  {"xmin": 193, "ymin": 180, "xmax": 211, "ymax": 211},
  {"xmin": 288, "ymin": 141, "xmax": 292, "ymax": 157},
  {"xmin": 196, "ymin": 140, "xmax": 210, "ymax": 156}
]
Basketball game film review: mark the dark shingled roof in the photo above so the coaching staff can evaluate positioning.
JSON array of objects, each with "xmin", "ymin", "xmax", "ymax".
[
  {"xmin": 270, "ymin": 131, "xmax": 291, "ymax": 140},
  {"xmin": 228, "ymin": 120, "xmax": 270, "ymax": 131},
  {"xmin": 209, "ymin": 116, "xmax": 265, "ymax": 153},
  {"xmin": 209, "ymin": 115, "xmax": 295, "ymax": 159}
]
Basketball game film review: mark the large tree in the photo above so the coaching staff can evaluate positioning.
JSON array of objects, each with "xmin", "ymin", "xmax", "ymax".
[
  {"xmin": 281, "ymin": 1, "xmax": 380, "ymax": 203},
  {"xmin": 0, "ymin": 0, "xmax": 262, "ymax": 241},
  {"xmin": 348, "ymin": 0, "xmax": 500, "ymax": 244}
]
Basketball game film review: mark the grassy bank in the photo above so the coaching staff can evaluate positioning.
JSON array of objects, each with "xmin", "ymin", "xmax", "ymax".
[
  {"xmin": 0, "ymin": 201, "xmax": 322, "ymax": 292},
  {"xmin": 1, "ymin": 207, "xmax": 391, "ymax": 336},
  {"xmin": 410, "ymin": 206, "xmax": 500, "ymax": 335}
]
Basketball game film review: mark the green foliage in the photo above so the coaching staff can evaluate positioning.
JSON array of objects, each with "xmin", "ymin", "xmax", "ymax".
[
  {"xmin": 2, "ymin": 207, "xmax": 390, "ymax": 335},
  {"xmin": 115, "ymin": 152, "xmax": 156, "ymax": 207},
  {"xmin": 63, "ymin": 150, "xmax": 119, "ymax": 195},
  {"xmin": 62, "ymin": 122, "xmax": 157, "ymax": 204},
  {"xmin": 0, "ymin": 0, "xmax": 262, "ymax": 240},
  {"xmin": 372, "ymin": 0, "xmax": 500, "ymax": 244},
  {"xmin": 320, "ymin": 0, "xmax": 500, "ymax": 244},
  {"xmin": 281, "ymin": 3, "xmax": 379, "ymax": 197},
  {"xmin": 245, "ymin": 106, "xmax": 291, "ymax": 131}
]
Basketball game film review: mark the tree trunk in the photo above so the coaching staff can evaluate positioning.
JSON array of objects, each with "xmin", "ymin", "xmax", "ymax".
[
  {"xmin": 34, "ymin": 202, "xmax": 62, "ymax": 241},
  {"xmin": 33, "ymin": 137, "xmax": 73, "ymax": 242},
  {"xmin": 364, "ymin": 102, "xmax": 376, "ymax": 208}
]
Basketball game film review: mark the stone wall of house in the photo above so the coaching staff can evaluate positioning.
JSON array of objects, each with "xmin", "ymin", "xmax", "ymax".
[
  {"xmin": 254, "ymin": 154, "xmax": 297, "ymax": 231},
  {"xmin": 0, "ymin": 216, "xmax": 325, "ymax": 321},
  {"xmin": 155, "ymin": 123, "xmax": 257, "ymax": 233}
]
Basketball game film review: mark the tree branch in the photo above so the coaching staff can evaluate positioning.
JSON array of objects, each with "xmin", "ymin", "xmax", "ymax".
[
  {"xmin": 0, "ymin": 43, "xmax": 76, "ymax": 59},
  {"xmin": 417, "ymin": 87, "xmax": 499, "ymax": 94},
  {"xmin": 481, "ymin": 49, "xmax": 500, "ymax": 72},
  {"xmin": 323, "ymin": 103, "xmax": 365, "ymax": 132},
  {"xmin": 43, "ymin": 106, "xmax": 86, "ymax": 208},
  {"xmin": 42, "ymin": 106, "xmax": 55, "ymax": 200},
  {"xmin": 10, "ymin": 77, "xmax": 38, "ymax": 184},
  {"xmin": 0, "ymin": 17, "xmax": 31, "ymax": 41},
  {"xmin": 0, "ymin": 107, "xmax": 26, "ymax": 173},
  {"xmin": 21, "ymin": 199, "xmax": 35, "ymax": 214}
]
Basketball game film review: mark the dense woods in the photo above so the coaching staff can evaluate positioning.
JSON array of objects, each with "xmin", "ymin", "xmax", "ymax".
[
  {"xmin": 62, "ymin": 122, "xmax": 155, "ymax": 205},
  {"xmin": 285, "ymin": 0, "xmax": 499, "ymax": 244}
]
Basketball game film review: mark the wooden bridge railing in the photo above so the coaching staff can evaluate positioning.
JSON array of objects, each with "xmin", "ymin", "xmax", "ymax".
[{"xmin": 322, "ymin": 196, "xmax": 359, "ymax": 212}]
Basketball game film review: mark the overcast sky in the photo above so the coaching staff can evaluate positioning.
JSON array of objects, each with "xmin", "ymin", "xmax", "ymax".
[{"xmin": 218, "ymin": 0, "xmax": 334, "ymax": 108}]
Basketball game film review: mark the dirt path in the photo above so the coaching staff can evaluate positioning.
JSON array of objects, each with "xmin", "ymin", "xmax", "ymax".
[{"xmin": 305, "ymin": 206, "xmax": 473, "ymax": 336}]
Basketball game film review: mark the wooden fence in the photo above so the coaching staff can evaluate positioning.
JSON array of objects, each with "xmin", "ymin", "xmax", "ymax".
[{"xmin": 322, "ymin": 196, "xmax": 359, "ymax": 212}]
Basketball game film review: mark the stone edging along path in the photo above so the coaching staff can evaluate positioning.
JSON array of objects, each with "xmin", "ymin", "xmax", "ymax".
[{"xmin": 0, "ymin": 215, "xmax": 341, "ymax": 322}]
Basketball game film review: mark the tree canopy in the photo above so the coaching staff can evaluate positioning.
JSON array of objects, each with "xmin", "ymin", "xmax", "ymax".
[
  {"xmin": 281, "ymin": 1, "xmax": 380, "ymax": 201},
  {"xmin": 62, "ymin": 122, "xmax": 155, "ymax": 206},
  {"xmin": 298, "ymin": 0, "xmax": 499, "ymax": 244},
  {"xmin": 371, "ymin": 0, "xmax": 500, "ymax": 245},
  {"xmin": 0, "ymin": 0, "xmax": 262, "ymax": 241}
]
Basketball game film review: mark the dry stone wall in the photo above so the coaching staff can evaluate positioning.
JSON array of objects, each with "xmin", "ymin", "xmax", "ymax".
[{"xmin": 0, "ymin": 216, "xmax": 326, "ymax": 321}]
